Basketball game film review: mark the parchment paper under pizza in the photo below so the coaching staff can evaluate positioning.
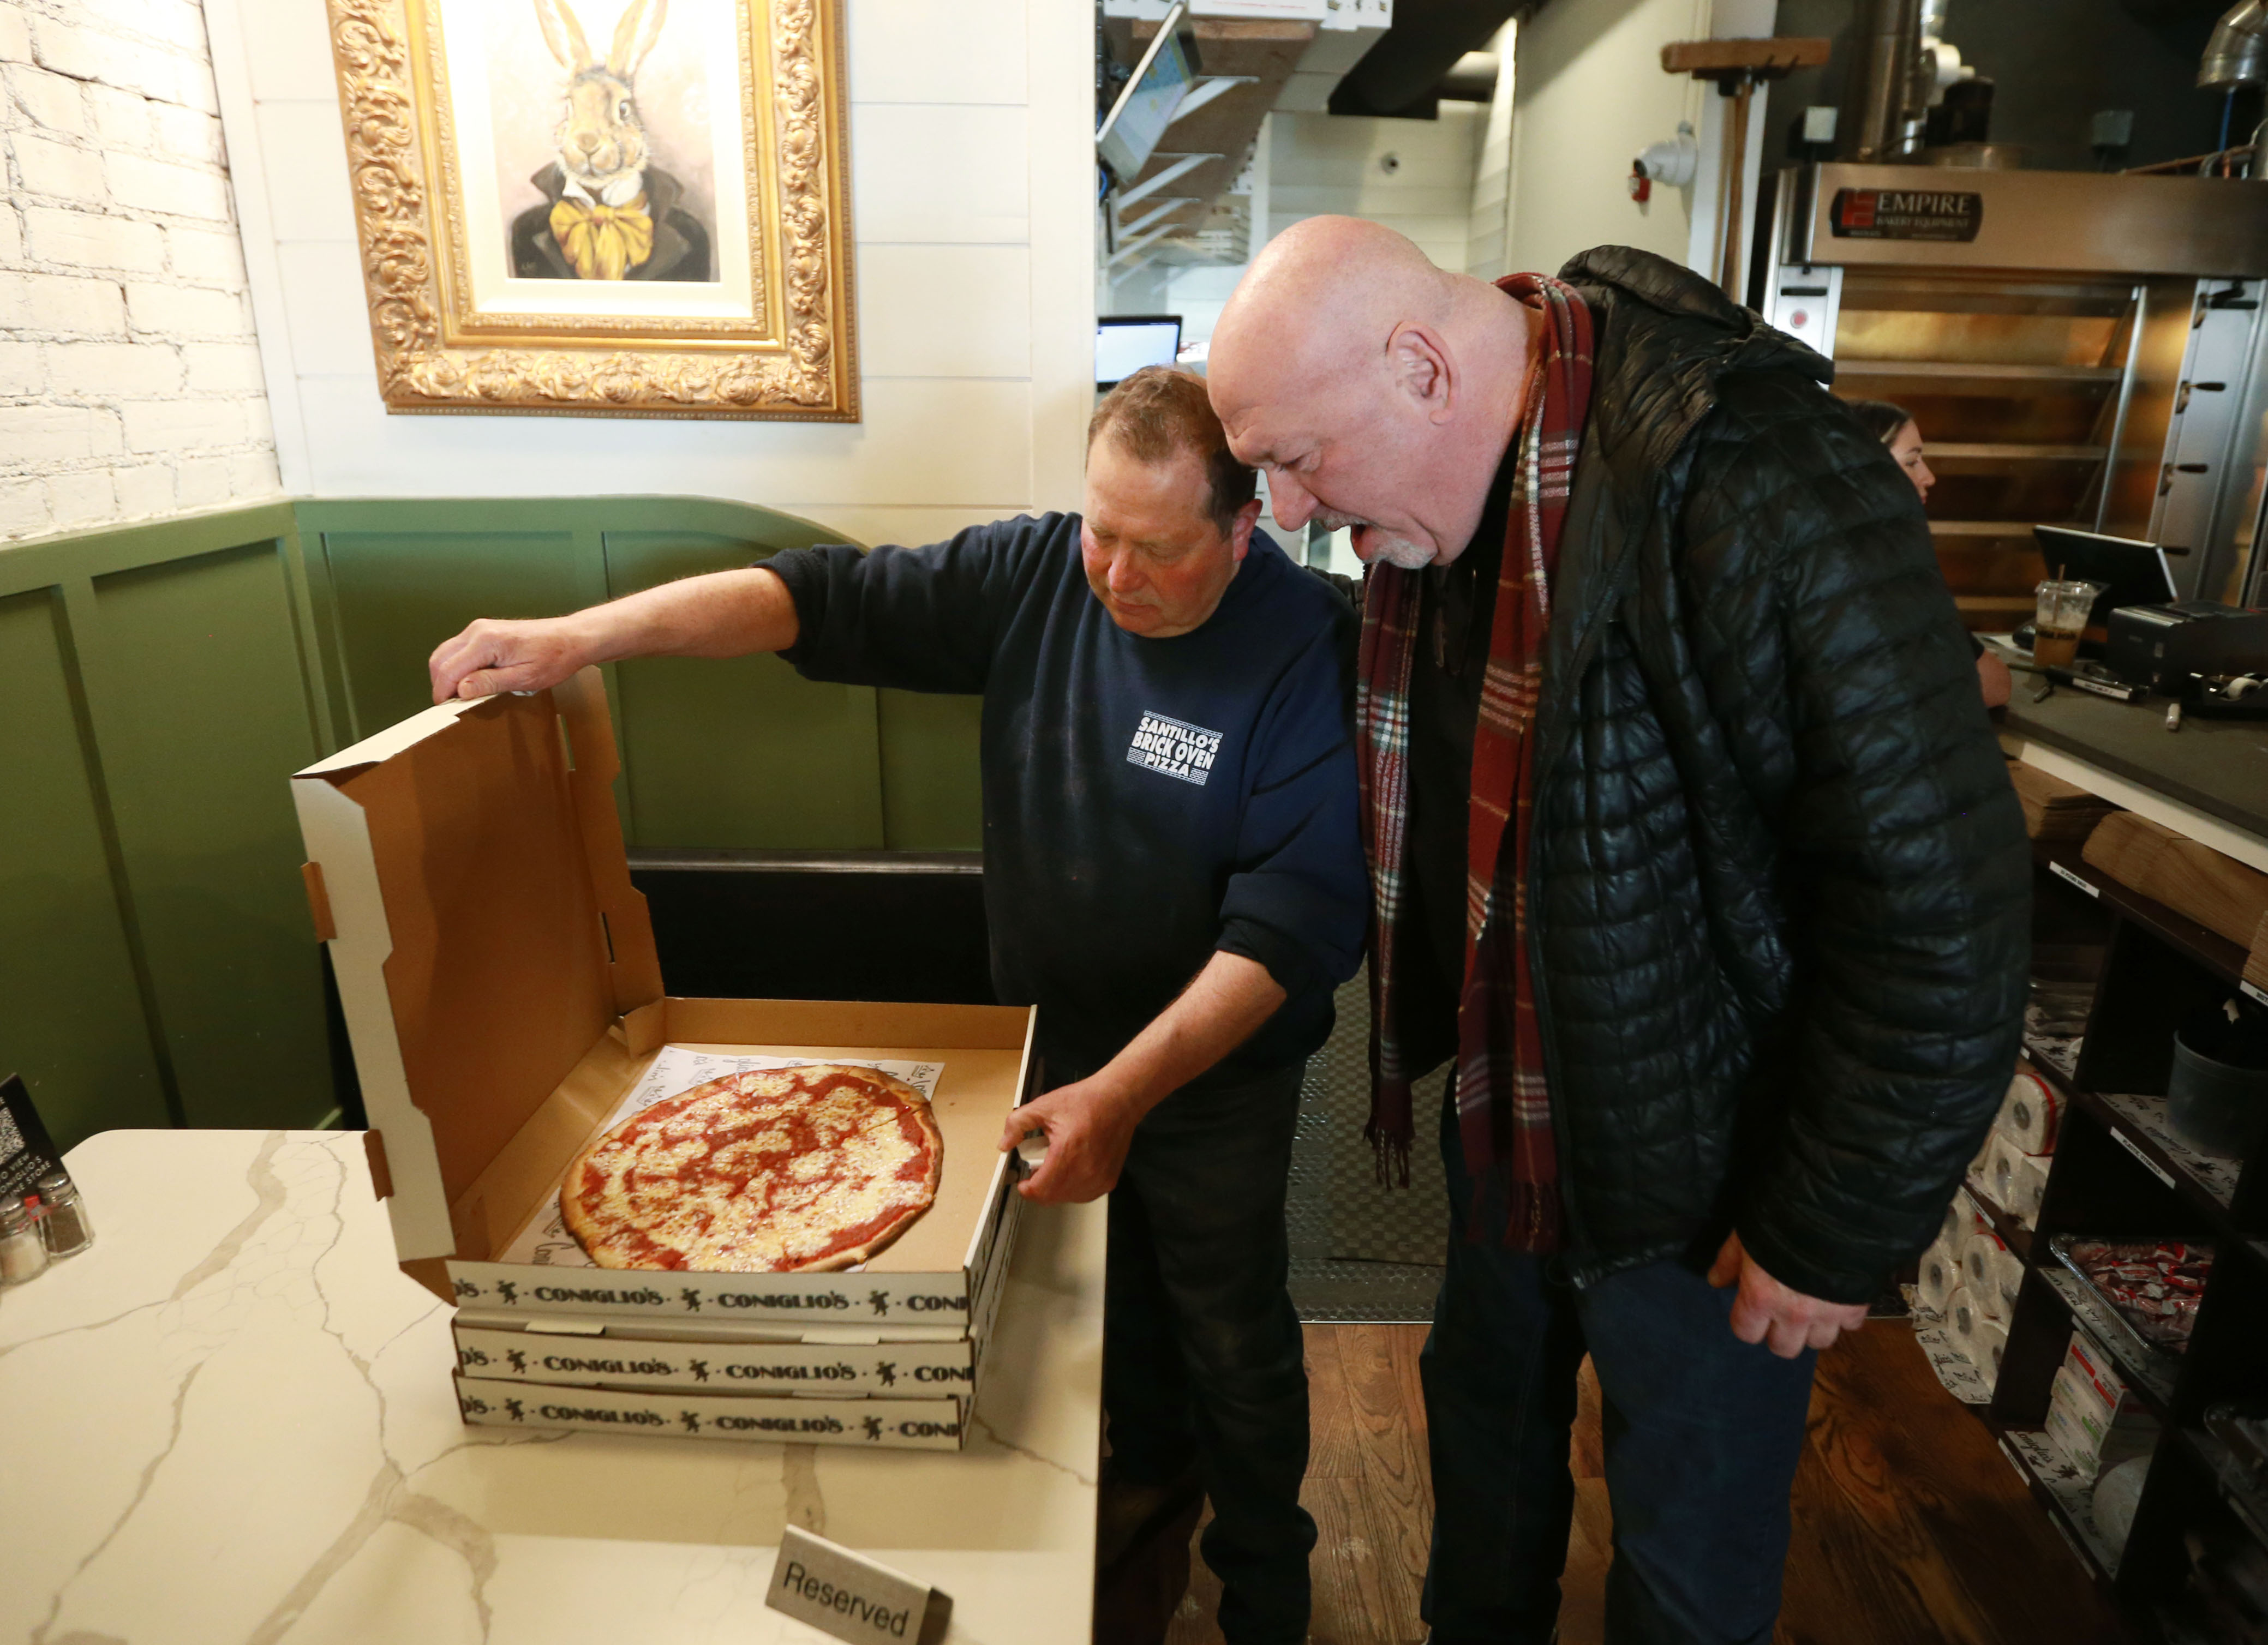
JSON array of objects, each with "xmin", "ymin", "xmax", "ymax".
[{"xmin": 498, "ymin": 1049, "xmax": 944, "ymax": 1272}]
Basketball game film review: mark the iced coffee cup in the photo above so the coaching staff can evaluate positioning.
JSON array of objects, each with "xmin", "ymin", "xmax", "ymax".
[{"xmin": 2032, "ymin": 579, "xmax": 2105, "ymax": 670}]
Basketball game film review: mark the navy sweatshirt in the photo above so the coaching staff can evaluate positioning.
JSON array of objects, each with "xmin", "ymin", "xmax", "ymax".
[{"xmin": 768, "ymin": 514, "xmax": 1367, "ymax": 1090}]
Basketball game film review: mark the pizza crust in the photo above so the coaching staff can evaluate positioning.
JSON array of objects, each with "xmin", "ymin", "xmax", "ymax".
[{"xmin": 560, "ymin": 1062, "xmax": 943, "ymax": 1272}]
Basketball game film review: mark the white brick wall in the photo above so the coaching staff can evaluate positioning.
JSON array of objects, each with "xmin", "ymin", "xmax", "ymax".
[{"xmin": 0, "ymin": 0, "xmax": 278, "ymax": 542}]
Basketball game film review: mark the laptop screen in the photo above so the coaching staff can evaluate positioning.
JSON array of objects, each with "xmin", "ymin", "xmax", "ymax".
[{"xmin": 1096, "ymin": 317, "xmax": 1183, "ymax": 388}]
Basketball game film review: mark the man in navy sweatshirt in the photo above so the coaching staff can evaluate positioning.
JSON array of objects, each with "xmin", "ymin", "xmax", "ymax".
[{"xmin": 427, "ymin": 365, "xmax": 1367, "ymax": 1645}]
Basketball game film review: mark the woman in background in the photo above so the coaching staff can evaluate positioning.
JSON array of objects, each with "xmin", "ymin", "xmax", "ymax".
[{"xmin": 1851, "ymin": 398, "xmax": 2013, "ymax": 710}]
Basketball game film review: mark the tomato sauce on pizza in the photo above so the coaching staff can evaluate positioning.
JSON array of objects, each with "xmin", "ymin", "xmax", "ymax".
[{"xmin": 561, "ymin": 1063, "xmax": 942, "ymax": 1272}]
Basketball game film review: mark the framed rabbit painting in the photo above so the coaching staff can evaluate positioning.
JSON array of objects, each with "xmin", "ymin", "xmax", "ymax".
[{"xmin": 324, "ymin": 0, "xmax": 857, "ymax": 419}]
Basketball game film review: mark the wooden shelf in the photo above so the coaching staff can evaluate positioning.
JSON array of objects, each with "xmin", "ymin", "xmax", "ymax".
[
  {"xmin": 1835, "ymin": 359, "xmax": 2123, "ymax": 388},
  {"xmin": 1940, "ymin": 1380, "xmax": 2136, "ymax": 1593},
  {"xmin": 1931, "ymin": 519, "xmax": 2048, "ymax": 538},
  {"xmin": 2015, "ymin": 1035, "xmax": 2244, "ymax": 1249},
  {"xmin": 1959, "ymin": 594, "xmax": 2042, "ymax": 617},
  {"xmin": 2076, "ymin": 1086, "xmax": 2247, "ymax": 1244},
  {"xmin": 1965, "ymin": 1167, "xmax": 2037, "ymax": 1261},
  {"xmin": 1914, "ymin": 1341, "xmax": 2145, "ymax": 1613},
  {"xmin": 2031, "ymin": 842, "xmax": 2248, "ymax": 989},
  {"xmin": 2093, "ymin": 1092, "xmax": 2242, "ymax": 1214},
  {"xmin": 2186, "ymin": 1427, "xmax": 2268, "ymax": 1555},
  {"xmin": 2001, "ymin": 1425, "xmax": 2130, "ymax": 1582},
  {"xmin": 1930, "ymin": 442, "xmax": 2111, "ymax": 464},
  {"xmin": 1967, "ymin": 1361, "xmax": 2268, "ymax": 1599},
  {"xmin": 1979, "ymin": 811, "xmax": 2268, "ymax": 1623}
]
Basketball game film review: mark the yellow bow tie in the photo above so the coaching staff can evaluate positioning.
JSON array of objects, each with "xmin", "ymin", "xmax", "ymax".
[{"xmin": 548, "ymin": 193, "xmax": 655, "ymax": 281}]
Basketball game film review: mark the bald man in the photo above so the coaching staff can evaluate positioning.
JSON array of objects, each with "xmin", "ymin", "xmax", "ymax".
[{"xmin": 1210, "ymin": 219, "xmax": 2028, "ymax": 1643}]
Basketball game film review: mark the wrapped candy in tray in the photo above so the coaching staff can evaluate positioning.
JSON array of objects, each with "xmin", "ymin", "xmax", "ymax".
[{"xmin": 2067, "ymin": 1239, "xmax": 2215, "ymax": 1352}]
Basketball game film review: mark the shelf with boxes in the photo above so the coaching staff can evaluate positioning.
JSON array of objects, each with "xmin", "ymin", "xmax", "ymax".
[{"xmin": 1912, "ymin": 760, "xmax": 2268, "ymax": 1631}]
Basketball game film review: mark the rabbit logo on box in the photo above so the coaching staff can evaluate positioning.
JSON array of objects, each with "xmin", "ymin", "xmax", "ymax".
[{"xmin": 510, "ymin": 0, "xmax": 715, "ymax": 283}]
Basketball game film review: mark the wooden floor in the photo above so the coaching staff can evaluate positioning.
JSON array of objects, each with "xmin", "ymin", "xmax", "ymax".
[{"xmin": 1161, "ymin": 1320, "xmax": 2134, "ymax": 1645}]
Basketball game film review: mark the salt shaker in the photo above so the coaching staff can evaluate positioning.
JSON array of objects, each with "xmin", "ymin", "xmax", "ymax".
[
  {"xmin": 36, "ymin": 1171, "xmax": 91, "ymax": 1258},
  {"xmin": 0, "ymin": 1199, "xmax": 47, "ymax": 1284}
]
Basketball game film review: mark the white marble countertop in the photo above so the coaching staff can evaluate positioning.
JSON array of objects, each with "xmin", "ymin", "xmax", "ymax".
[{"xmin": 0, "ymin": 1130, "xmax": 1102, "ymax": 1644}]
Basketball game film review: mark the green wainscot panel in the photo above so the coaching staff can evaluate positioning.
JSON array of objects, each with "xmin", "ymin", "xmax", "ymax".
[
  {"xmin": 315, "ymin": 521, "xmax": 594, "ymax": 741},
  {"xmin": 84, "ymin": 541, "xmax": 334, "ymax": 1131},
  {"xmin": 603, "ymin": 529, "xmax": 886, "ymax": 849},
  {"xmin": 0, "ymin": 588, "xmax": 172, "ymax": 1149},
  {"xmin": 875, "ymin": 689, "xmax": 984, "ymax": 850}
]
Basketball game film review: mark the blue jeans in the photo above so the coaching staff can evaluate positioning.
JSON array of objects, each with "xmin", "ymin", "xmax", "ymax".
[
  {"xmin": 1103, "ymin": 1061, "xmax": 1316, "ymax": 1645},
  {"xmin": 1421, "ymin": 1090, "xmax": 1817, "ymax": 1644}
]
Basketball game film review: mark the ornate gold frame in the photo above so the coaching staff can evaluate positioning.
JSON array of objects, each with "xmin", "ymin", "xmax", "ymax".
[{"xmin": 324, "ymin": 0, "xmax": 857, "ymax": 419}]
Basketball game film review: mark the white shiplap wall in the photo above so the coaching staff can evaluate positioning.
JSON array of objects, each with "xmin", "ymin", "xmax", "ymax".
[
  {"xmin": 1502, "ymin": 0, "xmax": 1774, "ymax": 285},
  {"xmin": 1268, "ymin": 105, "xmax": 1483, "ymax": 276},
  {"xmin": 200, "ymin": 0, "xmax": 1094, "ymax": 550},
  {"xmin": 1465, "ymin": 23, "xmax": 1516, "ymax": 280},
  {"xmin": 1504, "ymin": 0, "xmax": 1713, "ymax": 279}
]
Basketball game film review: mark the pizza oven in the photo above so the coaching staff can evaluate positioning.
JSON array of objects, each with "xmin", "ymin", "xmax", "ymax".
[{"xmin": 1763, "ymin": 163, "xmax": 2268, "ymax": 625}]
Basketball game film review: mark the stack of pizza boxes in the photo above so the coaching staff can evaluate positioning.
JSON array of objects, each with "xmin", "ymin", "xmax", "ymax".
[{"xmin": 291, "ymin": 671, "xmax": 1035, "ymax": 1452}]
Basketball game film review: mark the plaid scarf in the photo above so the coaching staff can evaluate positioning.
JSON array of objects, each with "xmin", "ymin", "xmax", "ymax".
[{"xmin": 1357, "ymin": 273, "xmax": 1595, "ymax": 1247}]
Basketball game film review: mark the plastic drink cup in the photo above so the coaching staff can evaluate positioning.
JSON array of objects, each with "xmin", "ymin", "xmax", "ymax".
[{"xmin": 2033, "ymin": 579, "xmax": 2105, "ymax": 669}]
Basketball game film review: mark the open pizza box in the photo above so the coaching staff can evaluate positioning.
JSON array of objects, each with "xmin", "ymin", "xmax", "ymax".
[{"xmin": 291, "ymin": 669, "xmax": 1038, "ymax": 1352}]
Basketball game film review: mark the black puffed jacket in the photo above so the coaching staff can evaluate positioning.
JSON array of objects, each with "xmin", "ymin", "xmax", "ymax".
[{"xmin": 1526, "ymin": 246, "xmax": 2030, "ymax": 1303}]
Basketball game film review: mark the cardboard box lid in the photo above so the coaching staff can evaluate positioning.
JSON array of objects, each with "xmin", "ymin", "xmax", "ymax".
[{"xmin": 292, "ymin": 671, "xmax": 663, "ymax": 1259}]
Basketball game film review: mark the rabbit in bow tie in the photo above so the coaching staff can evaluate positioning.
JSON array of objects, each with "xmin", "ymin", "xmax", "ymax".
[
  {"xmin": 538, "ymin": 0, "xmax": 660, "ymax": 199},
  {"xmin": 510, "ymin": 0, "xmax": 713, "ymax": 283}
]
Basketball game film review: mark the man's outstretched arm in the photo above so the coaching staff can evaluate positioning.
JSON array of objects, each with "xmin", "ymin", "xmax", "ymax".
[
  {"xmin": 997, "ymin": 952, "xmax": 1286, "ymax": 1205},
  {"xmin": 428, "ymin": 568, "xmax": 798, "ymax": 703}
]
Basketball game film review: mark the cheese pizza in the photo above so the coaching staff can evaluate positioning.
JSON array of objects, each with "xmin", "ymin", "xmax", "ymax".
[{"xmin": 560, "ymin": 1063, "xmax": 943, "ymax": 1272}]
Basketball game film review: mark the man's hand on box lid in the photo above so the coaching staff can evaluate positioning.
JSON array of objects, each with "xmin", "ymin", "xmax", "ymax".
[{"xmin": 429, "ymin": 615, "xmax": 597, "ymax": 704}]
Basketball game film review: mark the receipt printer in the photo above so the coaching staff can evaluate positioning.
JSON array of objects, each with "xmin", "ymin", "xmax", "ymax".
[{"xmin": 2104, "ymin": 602, "xmax": 2268, "ymax": 691}]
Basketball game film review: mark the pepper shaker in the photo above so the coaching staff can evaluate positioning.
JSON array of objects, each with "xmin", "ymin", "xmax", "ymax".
[
  {"xmin": 0, "ymin": 1199, "xmax": 46, "ymax": 1284},
  {"xmin": 35, "ymin": 1170, "xmax": 91, "ymax": 1258}
]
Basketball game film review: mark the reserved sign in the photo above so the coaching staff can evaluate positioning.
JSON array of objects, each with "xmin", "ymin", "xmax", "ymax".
[{"xmin": 767, "ymin": 1526, "xmax": 951, "ymax": 1645}]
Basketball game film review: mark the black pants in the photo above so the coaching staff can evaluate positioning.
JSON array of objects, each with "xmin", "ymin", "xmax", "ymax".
[{"xmin": 1102, "ymin": 1060, "xmax": 1315, "ymax": 1645}]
